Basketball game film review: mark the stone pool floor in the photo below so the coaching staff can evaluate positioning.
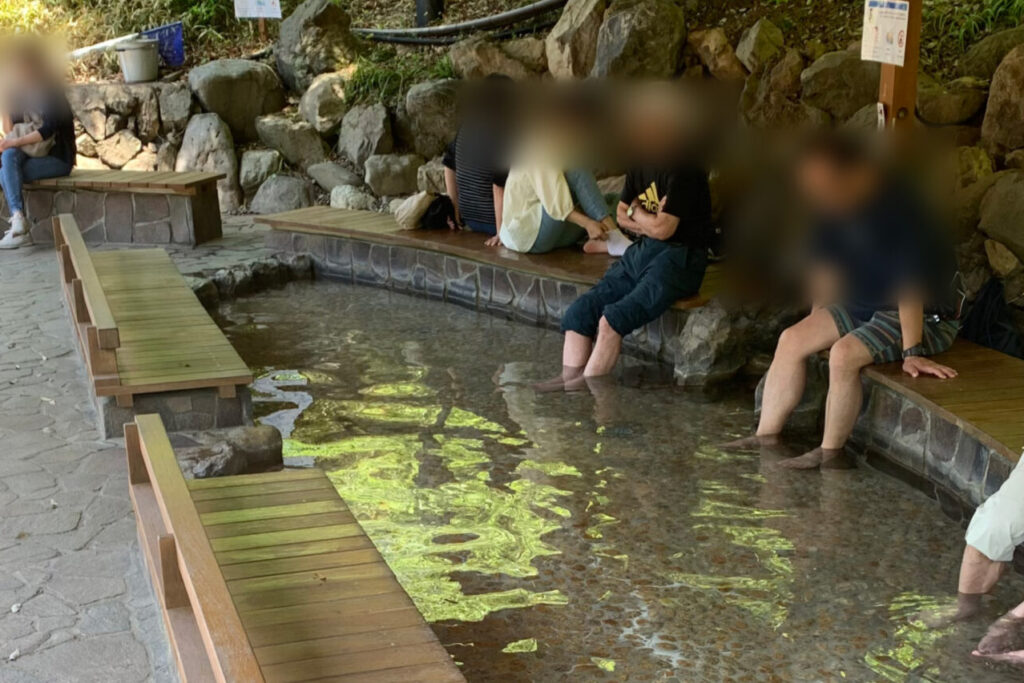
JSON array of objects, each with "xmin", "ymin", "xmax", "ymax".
[{"xmin": 0, "ymin": 217, "xmax": 272, "ymax": 683}]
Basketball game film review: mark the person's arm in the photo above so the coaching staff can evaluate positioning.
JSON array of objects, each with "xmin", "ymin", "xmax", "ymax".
[
  {"xmin": 808, "ymin": 266, "xmax": 840, "ymax": 310},
  {"xmin": 492, "ymin": 183, "xmax": 504, "ymax": 234},
  {"xmin": 1, "ymin": 114, "xmax": 11, "ymax": 136},
  {"xmin": 619, "ymin": 196, "xmax": 680, "ymax": 241},
  {"xmin": 0, "ymin": 128, "xmax": 42, "ymax": 152},
  {"xmin": 443, "ymin": 167, "xmax": 461, "ymax": 230},
  {"xmin": 898, "ymin": 295, "xmax": 957, "ymax": 379}
]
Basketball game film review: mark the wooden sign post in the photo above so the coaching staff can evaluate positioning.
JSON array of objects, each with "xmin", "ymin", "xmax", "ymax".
[{"xmin": 876, "ymin": 0, "xmax": 922, "ymax": 131}]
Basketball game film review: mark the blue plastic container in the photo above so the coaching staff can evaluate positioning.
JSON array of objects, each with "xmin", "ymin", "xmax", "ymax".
[{"xmin": 141, "ymin": 22, "xmax": 185, "ymax": 69}]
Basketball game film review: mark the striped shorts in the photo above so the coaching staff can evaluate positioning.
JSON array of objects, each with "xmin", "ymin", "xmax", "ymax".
[{"xmin": 826, "ymin": 305, "xmax": 960, "ymax": 364}]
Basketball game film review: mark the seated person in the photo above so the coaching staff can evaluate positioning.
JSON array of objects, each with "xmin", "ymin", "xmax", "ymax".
[
  {"xmin": 442, "ymin": 77, "xmax": 511, "ymax": 237},
  {"xmin": 724, "ymin": 134, "xmax": 961, "ymax": 469},
  {"xmin": 556, "ymin": 158, "xmax": 712, "ymax": 379},
  {"xmin": 497, "ymin": 165, "xmax": 614, "ymax": 254},
  {"xmin": 920, "ymin": 455, "xmax": 1024, "ymax": 665},
  {"xmin": 0, "ymin": 37, "xmax": 76, "ymax": 250}
]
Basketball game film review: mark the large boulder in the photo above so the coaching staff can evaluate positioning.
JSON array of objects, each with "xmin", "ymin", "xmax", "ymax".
[
  {"xmin": 337, "ymin": 103, "xmax": 393, "ymax": 168},
  {"xmin": 800, "ymin": 50, "xmax": 880, "ymax": 121},
  {"xmin": 175, "ymin": 113, "xmax": 241, "ymax": 212},
  {"xmin": 364, "ymin": 154, "xmax": 424, "ymax": 196},
  {"xmin": 307, "ymin": 161, "xmax": 362, "ymax": 192},
  {"xmin": 175, "ymin": 425, "xmax": 282, "ymax": 478},
  {"xmin": 688, "ymin": 28, "xmax": 746, "ymax": 81},
  {"xmin": 546, "ymin": 0, "xmax": 606, "ymax": 79},
  {"xmin": 158, "ymin": 82, "xmax": 193, "ymax": 135},
  {"xmin": 979, "ymin": 170, "xmax": 1024, "ymax": 261},
  {"xmin": 960, "ymin": 26, "xmax": 1024, "ymax": 80},
  {"xmin": 404, "ymin": 80, "xmax": 459, "ymax": 159},
  {"xmin": 673, "ymin": 300, "xmax": 750, "ymax": 386},
  {"xmin": 255, "ymin": 114, "xmax": 328, "ymax": 170},
  {"xmin": 917, "ymin": 75, "xmax": 988, "ymax": 125},
  {"xmin": 330, "ymin": 184, "xmax": 376, "ymax": 210},
  {"xmin": 981, "ymin": 45, "xmax": 1024, "ymax": 157},
  {"xmin": 450, "ymin": 38, "xmax": 535, "ymax": 80},
  {"xmin": 276, "ymin": 0, "xmax": 361, "ymax": 91},
  {"xmin": 299, "ymin": 72, "xmax": 348, "ymax": 135},
  {"xmin": 95, "ymin": 129, "xmax": 142, "ymax": 169},
  {"xmin": 503, "ymin": 37, "xmax": 548, "ymax": 73},
  {"xmin": 239, "ymin": 149, "xmax": 283, "ymax": 196},
  {"xmin": 250, "ymin": 174, "xmax": 314, "ymax": 214},
  {"xmin": 735, "ymin": 18, "xmax": 784, "ymax": 74},
  {"xmin": 590, "ymin": 0, "xmax": 686, "ymax": 79},
  {"xmin": 188, "ymin": 59, "xmax": 286, "ymax": 142},
  {"xmin": 417, "ymin": 157, "xmax": 447, "ymax": 194}
]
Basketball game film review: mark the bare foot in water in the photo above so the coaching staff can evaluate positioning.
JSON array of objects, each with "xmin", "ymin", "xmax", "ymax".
[
  {"xmin": 533, "ymin": 366, "xmax": 584, "ymax": 393},
  {"xmin": 777, "ymin": 447, "xmax": 856, "ymax": 470},
  {"xmin": 975, "ymin": 612, "xmax": 1024, "ymax": 657},
  {"xmin": 916, "ymin": 593, "xmax": 985, "ymax": 628},
  {"xmin": 720, "ymin": 434, "xmax": 782, "ymax": 451}
]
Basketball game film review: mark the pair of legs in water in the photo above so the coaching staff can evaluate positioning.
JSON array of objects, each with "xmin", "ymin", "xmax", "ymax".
[{"xmin": 724, "ymin": 304, "xmax": 959, "ymax": 469}]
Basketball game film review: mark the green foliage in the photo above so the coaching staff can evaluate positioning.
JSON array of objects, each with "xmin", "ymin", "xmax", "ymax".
[
  {"xmin": 924, "ymin": 0, "xmax": 1024, "ymax": 52},
  {"xmin": 346, "ymin": 46, "xmax": 454, "ymax": 105}
]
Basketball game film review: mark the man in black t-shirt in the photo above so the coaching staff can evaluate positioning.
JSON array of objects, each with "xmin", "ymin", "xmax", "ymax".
[{"xmin": 557, "ymin": 163, "xmax": 711, "ymax": 378}]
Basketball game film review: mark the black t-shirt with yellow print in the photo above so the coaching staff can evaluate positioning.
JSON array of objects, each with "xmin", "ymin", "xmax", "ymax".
[{"xmin": 620, "ymin": 165, "xmax": 712, "ymax": 248}]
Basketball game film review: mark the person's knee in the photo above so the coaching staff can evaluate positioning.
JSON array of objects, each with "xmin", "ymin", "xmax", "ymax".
[
  {"xmin": 829, "ymin": 335, "xmax": 870, "ymax": 374},
  {"xmin": 597, "ymin": 315, "xmax": 620, "ymax": 339},
  {"xmin": 0, "ymin": 147, "xmax": 19, "ymax": 165},
  {"xmin": 775, "ymin": 325, "xmax": 803, "ymax": 358}
]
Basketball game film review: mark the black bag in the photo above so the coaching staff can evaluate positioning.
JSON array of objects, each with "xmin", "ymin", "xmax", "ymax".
[
  {"xmin": 959, "ymin": 278, "xmax": 1024, "ymax": 359},
  {"xmin": 420, "ymin": 195, "xmax": 457, "ymax": 230}
]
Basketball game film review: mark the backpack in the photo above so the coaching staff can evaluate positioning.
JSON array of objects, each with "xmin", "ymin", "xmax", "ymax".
[
  {"xmin": 420, "ymin": 195, "xmax": 457, "ymax": 230},
  {"xmin": 959, "ymin": 278, "xmax": 1024, "ymax": 359}
]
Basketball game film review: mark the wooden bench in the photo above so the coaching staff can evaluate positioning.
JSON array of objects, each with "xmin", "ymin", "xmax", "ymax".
[
  {"xmin": 261, "ymin": 206, "xmax": 722, "ymax": 309},
  {"xmin": 25, "ymin": 169, "xmax": 224, "ymax": 246},
  {"xmin": 866, "ymin": 339, "xmax": 1024, "ymax": 463},
  {"xmin": 54, "ymin": 214, "xmax": 251, "ymax": 407},
  {"xmin": 126, "ymin": 413, "xmax": 464, "ymax": 683}
]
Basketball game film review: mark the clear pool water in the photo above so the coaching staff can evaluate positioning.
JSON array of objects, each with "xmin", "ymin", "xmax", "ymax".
[{"xmin": 219, "ymin": 280, "xmax": 1024, "ymax": 682}]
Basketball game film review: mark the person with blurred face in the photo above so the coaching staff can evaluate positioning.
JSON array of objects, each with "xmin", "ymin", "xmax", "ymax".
[
  {"xmin": 0, "ymin": 38, "xmax": 75, "ymax": 249},
  {"xmin": 724, "ymin": 134, "xmax": 961, "ymax": 469},
  {"xmin": 552, "ymin": 87, "xmax": 713, "ymax": 381}
]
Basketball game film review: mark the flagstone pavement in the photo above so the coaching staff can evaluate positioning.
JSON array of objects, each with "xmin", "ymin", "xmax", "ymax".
[{"xmin": 0, "ymin": 217, "xmax": 271, "ymax": 683}]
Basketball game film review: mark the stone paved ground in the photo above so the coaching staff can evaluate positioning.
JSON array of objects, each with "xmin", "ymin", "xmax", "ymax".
[{"xmin": 0, "ymin": 217, "xmax": 271, "ymax": 683}]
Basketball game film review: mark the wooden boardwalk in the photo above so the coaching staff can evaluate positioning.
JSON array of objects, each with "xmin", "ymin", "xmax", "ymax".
[
  {"xmin": 261, "ymin": 206, "xmax": 724, "ymax": 309},
  {"xmin": 129, "ymin": 414, "xmax": 464, "ymax": 682},
  {"xmin": 867, "ymin": 339, "xmax": 1024, "ymax": 462}
]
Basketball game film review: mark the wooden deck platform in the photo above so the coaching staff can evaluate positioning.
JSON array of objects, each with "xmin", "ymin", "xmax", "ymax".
[
  {"xmin": 27, "ymin": 168, "xmax": 224, "ymax": 196},
  {"xmin": 129, "ymin": 414, "xmax": 464, "ymax": 682},
  {"xmin": 866, "ymin": 339, "xmax": 1024, "ymax": 462},
  {"xmin": 260, "ymin": 206, "xmax": 724, "ymax": 309},
  {"xmin": 55, "ymin": 214, "xmax": 251, "ymax": 406}
]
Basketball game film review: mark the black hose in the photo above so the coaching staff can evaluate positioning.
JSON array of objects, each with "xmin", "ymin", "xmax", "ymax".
[
  {"xmin": 362, "ymin": 18, "xmax": 558, "ymax": 45},
  {"xmin": 352, "ymin": 0, "xmax": 566, "ymax": 39}
]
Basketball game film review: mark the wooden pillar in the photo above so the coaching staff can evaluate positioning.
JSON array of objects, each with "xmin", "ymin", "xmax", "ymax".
[{"xmin": 877, "ymin": 0, "xmax": 922, "ymax": 131}]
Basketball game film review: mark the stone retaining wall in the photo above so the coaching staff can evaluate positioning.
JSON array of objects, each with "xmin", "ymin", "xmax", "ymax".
[
  {"xmin": 7, "ymin": 186, "xmax": 221, "ymax": 247},
  {"xmin": 95, "ymin": 387, "xmax": 253, "ymax": 440},
  {"xmin": 266, "ymin": 230, "xmax": 691, "ymax": 364}
]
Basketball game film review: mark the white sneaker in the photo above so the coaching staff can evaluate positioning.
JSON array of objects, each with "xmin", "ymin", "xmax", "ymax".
[
  {"xmin": 10, "ymin": 213, "xmax": 27, "ymax": 235},
  {"xmin": 0, "ymin": 229, "xmax": 31, "ymax": 250}
]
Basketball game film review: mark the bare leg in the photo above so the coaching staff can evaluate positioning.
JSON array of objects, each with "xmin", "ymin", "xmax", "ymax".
[
  {"xmin": 779, "ymin": 333, "xmax": 871, "ymax": 470},
  {"xmin": 920, "ymin": 545, "xmax": 1008, "ymax": 627},
  {"xmin": 722, "ymin": 309, "xmax": 840, "ymax": 451},
  {"xmin": 535, "ymin": 332, "xmax": 592, "ymax": 392},
  {"xmin": 583, "ymin": 239, "xmax": 610, "ymax": 254},
  {"xmin": 583, "ymin": 316, "xmax": 622, "ymax": 377}
]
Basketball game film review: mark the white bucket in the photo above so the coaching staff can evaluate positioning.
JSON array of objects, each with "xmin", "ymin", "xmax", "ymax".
[{"xmin": 116, "ymin": 38, "xmax": 159, "ymax": 83}]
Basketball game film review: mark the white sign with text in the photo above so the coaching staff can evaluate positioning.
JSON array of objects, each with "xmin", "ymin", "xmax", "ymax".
[
  {"xmin": 861, "ymin": 0, "xmax": 910, "ymax": 66},
  {"xmin": 234, "ymin": 0, "xmax": 282, "ymax": 19}
]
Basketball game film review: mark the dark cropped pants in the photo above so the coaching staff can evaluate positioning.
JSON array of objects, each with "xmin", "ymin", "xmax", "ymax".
[{"xmin": 561, "ymin": 238, "xmax": 707, "ymax": 338}]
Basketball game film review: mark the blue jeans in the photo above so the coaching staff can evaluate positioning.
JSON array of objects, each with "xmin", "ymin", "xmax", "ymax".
[
  {"xmin": 530, "ymin": 169, "xmax": 610, "ymax": 254},
  {"xmin": 1, "ymin": 148, "xmax": 72, "ymax": 215}
]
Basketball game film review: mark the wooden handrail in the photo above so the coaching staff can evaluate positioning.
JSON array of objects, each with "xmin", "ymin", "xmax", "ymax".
[
  {"xmin": 127, "ymin": 414, "xmax": 264, "ymax": 683},
  {"xmin": 53, "ymin": 215, "xmax": 119, "ymax": 349}
]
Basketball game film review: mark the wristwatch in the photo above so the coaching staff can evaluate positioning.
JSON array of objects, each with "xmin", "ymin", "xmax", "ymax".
[
  {"xmin": 902, "ymin": 344, "xmax": 926, "ymax": 359},
  {"xmin": 626, "ymin": 205, "xmax": 635, "ymax": 219}
]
